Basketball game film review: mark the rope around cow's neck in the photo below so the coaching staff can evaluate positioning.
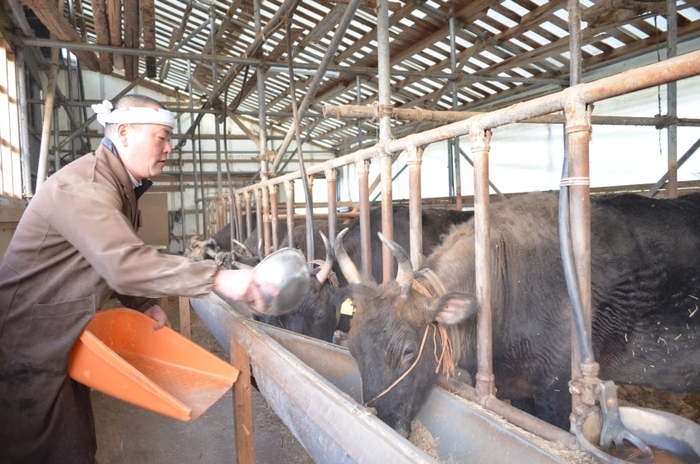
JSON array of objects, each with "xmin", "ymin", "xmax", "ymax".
[{"xmin": 363, "ymin": 323, "xmax": 433, "ymax": 407}]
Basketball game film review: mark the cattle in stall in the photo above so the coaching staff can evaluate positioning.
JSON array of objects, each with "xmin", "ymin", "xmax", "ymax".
[
  {"xmin": 270, "ymin": 206, "xmax": 474, "ymax": 342},
  {"xmin": 334, "ymin": 192, "xmax": 700, "ymax": 435},
  {"xmin": 203, "ymin": 218, "xmax": 290, "ymax": 266},
  {"xmin": 251, "ymin": 219, "xmax": 334, "ymax": 328}
]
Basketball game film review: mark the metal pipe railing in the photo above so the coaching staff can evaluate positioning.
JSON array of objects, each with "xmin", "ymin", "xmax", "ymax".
[
  {"xmin": 229, "ymin": 47, "xmax": 700, "ymax": 446},
  {"xmin": 234, "ymin": 49, "xmax": 700, "ymax": 198}
]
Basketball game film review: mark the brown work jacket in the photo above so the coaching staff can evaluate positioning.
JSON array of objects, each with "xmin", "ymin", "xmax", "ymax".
[{"xmin": 0, "ymin": 142, "xmax": 219, "ymax": 463}]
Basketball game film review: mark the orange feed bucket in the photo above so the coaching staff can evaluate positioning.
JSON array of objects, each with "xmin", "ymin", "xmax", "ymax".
[{"xmin": 68, "ymin": 308, "xmax": 239, "ymax": 422}]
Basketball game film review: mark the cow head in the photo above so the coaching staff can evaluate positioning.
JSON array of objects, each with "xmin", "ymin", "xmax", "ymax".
[
  {"xmin": 335, "ymin": 229, "xmax": 477, "ymax": 437},
  {"xmin": 265, "ymin": 232, "xmax": 345, "ymax": 342}
]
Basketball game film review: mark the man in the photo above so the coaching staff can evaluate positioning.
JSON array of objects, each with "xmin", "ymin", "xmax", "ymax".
[{"xmin": 0, "ymin": 94, "xmax": 276, "ymax": 463}]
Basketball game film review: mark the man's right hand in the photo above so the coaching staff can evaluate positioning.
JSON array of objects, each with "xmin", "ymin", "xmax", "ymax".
[{"xmin": 212, "ymin": 269, "xmax": 280, "ymax": 313}]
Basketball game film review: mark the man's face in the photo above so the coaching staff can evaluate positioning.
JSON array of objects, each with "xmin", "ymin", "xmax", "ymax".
[{"xmin": 118, "ymin": 122, "xmax": 173, "ymax": 180}]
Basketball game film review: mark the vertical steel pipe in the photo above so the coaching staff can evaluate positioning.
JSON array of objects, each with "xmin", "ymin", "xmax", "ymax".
[
  {"xmin": 235, "ymin": 194, "xmax": 243, "ymax": 242},
  {"xmin": 285, "ymin": 180, "xmax": 295, "ymax": 248},
  {"xmin": 325, "ymin": 169, "xmax": 337, "ymax": 247},
  {"xmin": 245, "ymin": 191, "xmax": 253, "ymax": 239},
  {"xmin": 566, "ymin": 97, "xmax": 593, "ymax": 359},
  {"xmin": 262, "ymin": 186, "xmax": 272, "ymax": 257},
  {"xmin": 270, "ymin": 184, "xmax": 280, "ymax": 251},
  {"xmin": 380, "ymin": 150, "xmax": 394, "ymax": 282},
  {"xmin": 209, "ymin": 7, "xmax": 222, "ymax": 194},
  {"xmin": 471, "ymin": 127, "xmax": 496, "ymax": 399},
  {"xmin": 217, "ymin": 197, "xmax": 225, "ymax": 237},
  {"xmin": 255, "ymin": 188, "xmax": 264, "ymax": 256},
  {"xmin": 16, "ymin": 49, "xmax": 32, "ymax": 198},
  {"xmin": 357, "ymin": 160, "xmax": 371, "ymax": 278},
  {"xmin": 377, "ymin": 0, "xmax": 393, "ymax": 282},
  {"xmin": 36, "ymin": 48, "xmax": 59, "ymax": 191},
  {"xmin": 176, "ymin": 91, "xmax": 187, "ymax": 248},
  {"xmin": 667, "ymin": 0, "xmax": 678, "ymax": 197},
  {"xmin": 188, "ymin": 61, "xmax": 201, "ymax": 236},
  {"xmin": 567, "ymin": 0, "xmax": 587, "ymax": 416},
  {"xmin": 450, "ymin": 16, "xmax": 462, "ymax": 210},
  {"xmin": 406, "ymin": 146, "xmax": 424, "ymax": 269},
  {"xmin": 356, "ymin": 75, "xmax": 363, "ymax": 149}
]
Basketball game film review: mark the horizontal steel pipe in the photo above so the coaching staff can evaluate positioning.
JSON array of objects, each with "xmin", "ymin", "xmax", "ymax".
[{"xmin": 323, "ymin": 104, "xmax": 700, "ymax": 127}]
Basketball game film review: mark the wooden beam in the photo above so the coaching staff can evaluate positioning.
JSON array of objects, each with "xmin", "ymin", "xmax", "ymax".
[
  {"xmin": 106, "ymin": 0, "xmax": 123, "ymax": 69},
  {"xmin": 90, "ymin": 0, "xmax": 113, "ymax": 74},
  {"xmin": 122, "ymin": 0, "xmax": 139, "ymax": 80},
  {"xmin": 141, "ymin": 0, "xmax": 156, "ymax": 78},
  {"xmin": 20, "ymin": 0, "xmax": 100, "ymax": 72}
]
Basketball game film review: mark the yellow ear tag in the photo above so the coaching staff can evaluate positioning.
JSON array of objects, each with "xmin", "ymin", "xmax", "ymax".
[{"xmin": 340, "ymin": 299, "xmax": 356, "ymax": 316}]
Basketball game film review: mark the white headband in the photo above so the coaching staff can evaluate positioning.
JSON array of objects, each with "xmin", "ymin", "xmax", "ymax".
[{"xmin": 91, "ymin": 100, "xmax": 175, "ymax": 129}]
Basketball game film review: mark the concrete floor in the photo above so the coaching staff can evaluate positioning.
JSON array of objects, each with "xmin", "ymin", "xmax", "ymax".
[{"xmin": 93, "ymin": 299, "xmax": 314, "ymax": 464}]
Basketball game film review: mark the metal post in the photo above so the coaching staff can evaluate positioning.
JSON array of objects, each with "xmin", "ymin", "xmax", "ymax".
[
  {"xmin": 357, "ymin": 160, "xmax": 371, "ymax": 278},
  {"xmin": 255, "ymin": 188, "xmax": 264, "ymax": 256},
  {"xmin": 36, "ymin": 48, "xmax": 60, "ymax": 191},
  {"xmin": 377, "ymin": 0, "xmax": 393, "ymax": 282},
  {"xmin": 471, "ymin": 127, "xmax": 496, "ymax": 399},
  {"xmin": 176, "ymin": 90, "xmax": 186, "ymax": 248},
  {"xmin": 209, "ymin": 6, "xmax": 222, "ymax": 194},
  {"xmin": 450, "ymin": 15, "xmax": 462, "ymax": 210},
  {"xmin": 270, "ymin": 184, "xmax": 279, "ymax": 250},
  {"xmin": 325, "ymin": 169, "xmax": 337, "ymax": 247},
  {"xmin": 285, "ymin": 180, "xmax": 295, "ymax": 248},
  {"xmin": 188, "ymin": 60, "xmax": 201, "ymax": 236},
  {"xmin": 565, "ymin": 94, "xmax": 596, "ymax": 406},
  {"xmin": 245, "ymin": 191, "xmax": 252, "ymax": 239},
  {"xmin": 235, "ymin": 193, "xmax": 244, "ymax": 242},
  {"xmin": 567, "ymin": 0, "xmax": 586, "ymax": 416},
  {"xmin": 667, "ymin": 0, "xmax": 678, "ymax": 197},
  {"xmin": 356, "ymin": 75, "xmax": 363, "ymax": 149},
  {"xmin": 406, "ymin": 145, "xmax": 423, "ymax": 269},
  {"xmin": 16, "ymin": 49, "xmax": 32, "ymax": 198}
]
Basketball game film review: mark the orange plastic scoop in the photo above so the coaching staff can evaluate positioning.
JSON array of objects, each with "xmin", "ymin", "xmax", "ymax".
[{"xmin": 68, "ymin": 308, "xmax": 239, "ymax": 421}]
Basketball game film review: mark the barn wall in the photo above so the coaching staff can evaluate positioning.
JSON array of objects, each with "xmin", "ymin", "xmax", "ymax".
[
  {"xmin": 0, "ymin": 196, "xmax": 26, "ymax": 260},
  {"xmin": 136, "ymin": 193, "xmax": 169, "ymax": 249}
]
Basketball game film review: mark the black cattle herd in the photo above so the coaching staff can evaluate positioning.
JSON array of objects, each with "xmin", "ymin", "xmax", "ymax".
[{"xmin": 188, "ymin": 192, "xmax": 700, "ymax": 434}]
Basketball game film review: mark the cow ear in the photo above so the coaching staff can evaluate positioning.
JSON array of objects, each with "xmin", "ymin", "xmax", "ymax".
[{"xmin": 428, "ymin": 292, "xmax": 477, "ymax": 325}]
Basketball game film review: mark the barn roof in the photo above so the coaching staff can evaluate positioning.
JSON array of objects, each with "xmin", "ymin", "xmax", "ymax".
[{"xmin": 10, "ymin": 0, "xmax": 700, "ymax": 158}]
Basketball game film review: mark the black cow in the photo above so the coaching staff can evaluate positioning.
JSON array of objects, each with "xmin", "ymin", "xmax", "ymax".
[
  {"xmin": 335, "ymin": 192, "xmax": 700, "ymax": 435},
  {"xmin": 271, "ymin": 206, "xmax": 474, "ymax": 342}
]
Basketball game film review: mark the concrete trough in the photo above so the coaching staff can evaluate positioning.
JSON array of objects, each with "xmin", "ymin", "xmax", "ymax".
[{"xmin": 190, "ymin": 295, "xmax": 589, "ymax": 463}]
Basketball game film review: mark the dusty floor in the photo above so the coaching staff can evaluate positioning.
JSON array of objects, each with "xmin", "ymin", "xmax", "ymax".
[{"xmin": 93, "ymin": 298, "xmax": 313, "ymax": 464}]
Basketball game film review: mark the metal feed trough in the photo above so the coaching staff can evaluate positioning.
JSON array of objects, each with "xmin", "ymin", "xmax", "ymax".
[{"xmin": 191, "ymin": 294, "xmax": 600, "ymax": 463}]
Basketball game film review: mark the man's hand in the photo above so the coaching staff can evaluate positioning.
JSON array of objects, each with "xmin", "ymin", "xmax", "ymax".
[
  {"xmin": 143, "ymin": 305, "xmax": 171, "ymax": 330},
  {"xmin": 213, "ymin": 269, "xmax": 280, "ymax": 314}
]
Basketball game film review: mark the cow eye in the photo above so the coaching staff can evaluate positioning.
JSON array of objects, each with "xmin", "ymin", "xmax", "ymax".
[
  {"xmin": 314, "ymin": 311, "xmax": 326, "ymax": 322},
  {"xmin": 402, "ymin": 342, "xmax": 417, "ymax": 363}
]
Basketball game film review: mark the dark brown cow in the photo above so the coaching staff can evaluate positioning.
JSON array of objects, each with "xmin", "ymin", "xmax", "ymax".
[
  {"xmin": 270, "ymin": 206, "xmax": 474, "ymax": 342},
  {"xmin": 336, "ymin": 192, "xmax": 700, "ymax": 435}
]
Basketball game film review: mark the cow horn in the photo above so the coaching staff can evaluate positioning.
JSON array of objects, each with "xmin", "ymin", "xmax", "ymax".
[
  {"xmin": 377, "ymin": 232, "xmax": 414, "ymax": 294},
  {"xmin": 232, "ymin": 238, "xmax": 253, "ymax": 257},
  {"xmin": 334, "ymin": 228, "xmax": 363, "ymax": 284},
  {"xmin": 316, "ymin": 231, "xmax": 334, "ymax": 284}
]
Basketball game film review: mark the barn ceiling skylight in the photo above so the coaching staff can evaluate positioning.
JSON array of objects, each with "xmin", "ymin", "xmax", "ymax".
[
  {"xmin": 501, "ymin": 0, "xmax": 529, "ymax": 17},
  {"xmin": 487, "ymin": 9, "xmax": 518, "ymax": 29}
]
